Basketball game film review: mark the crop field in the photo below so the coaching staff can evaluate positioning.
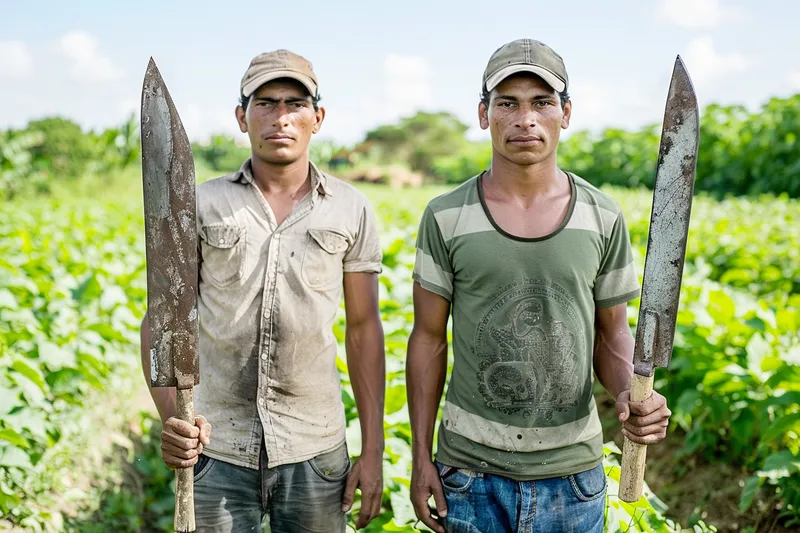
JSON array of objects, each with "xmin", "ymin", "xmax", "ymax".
[{"xmin": 0, "ymin": 182, "xmax": 797, "ymax": 532}]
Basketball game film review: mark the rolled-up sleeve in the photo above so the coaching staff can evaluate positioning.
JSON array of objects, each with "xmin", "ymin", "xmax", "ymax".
[{"xmin": 343, "ymin": 199, "xmax": 383, "ymax": 274}]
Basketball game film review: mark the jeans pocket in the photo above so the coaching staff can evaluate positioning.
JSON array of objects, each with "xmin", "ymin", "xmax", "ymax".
[
  {"xmin": 436, "ymin": 462, "xmax": 475, "ymax": 494},
  {"xmin": 193, "ymin": 454, "xmax": 214, "ymax": 483},
  {"xmin": 308, "ymin": 443, "xmax": 352, "ymax": 482},
  {"xmin": 568, "ymin": 463, "xmax": 607, "ymax": 502},
  {"xmin": 443, "ymin": 516, "xmax": 479, "ymax": 533}
]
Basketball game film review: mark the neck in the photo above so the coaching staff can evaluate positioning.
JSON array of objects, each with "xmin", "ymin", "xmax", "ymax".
[
  {"xmin": 487, "ymin": 150, "xmax": 563, "ymax": 198},
  {"xmin": 250, "ymin": 154, "xmax": 311, "ymax": 194}
]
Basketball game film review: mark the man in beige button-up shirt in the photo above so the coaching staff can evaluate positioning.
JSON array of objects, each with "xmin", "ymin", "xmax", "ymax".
[{"xmin": 140, "ymin": 50, "xmax": 386, "ymax": 532}]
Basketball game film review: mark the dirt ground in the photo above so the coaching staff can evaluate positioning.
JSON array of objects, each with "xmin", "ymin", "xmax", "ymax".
[{"xmin": 595, "ymin": 392, "xmax": 795, "ymax": 533}]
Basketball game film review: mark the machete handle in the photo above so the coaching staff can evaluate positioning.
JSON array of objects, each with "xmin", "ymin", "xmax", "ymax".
[
  {"xmin": 175, "ymin": 388, "xmax": 196, "ymax": 532},
  {"xmin": 618, "ymin": 373, "xmax": 655, "ymax": 502}
]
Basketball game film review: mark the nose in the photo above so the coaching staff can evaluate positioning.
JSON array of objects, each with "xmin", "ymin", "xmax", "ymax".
[
  {"xmin": 515, "ymin": 104, "xmax": 537, "ymax": 129},
  {"xmin": 271, "ymin": 103, "xmax": 291, "ymax": 127}
]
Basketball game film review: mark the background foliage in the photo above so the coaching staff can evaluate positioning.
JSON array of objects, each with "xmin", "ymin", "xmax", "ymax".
[{"xmin": 1, "ymin": 92, "xmax": 798, "ymax": 532}]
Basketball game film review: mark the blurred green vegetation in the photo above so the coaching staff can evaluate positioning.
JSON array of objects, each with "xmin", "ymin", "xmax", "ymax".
[
  {"xmin": 2, "ymin": 93, "xmax": 799, "ymax": 532},
  {"xmin": 3, "ymin": 93, "xmax": 800, "ymax": 199}
]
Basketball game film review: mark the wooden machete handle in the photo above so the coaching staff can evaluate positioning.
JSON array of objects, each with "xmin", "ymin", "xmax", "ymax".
[
  {"xmin": 619, "ymin": 373, "xmax": 655, "ymax": 502},
  {"xmin": 175, "ymin": 388, "xmax": 196, "ymax": 532}
]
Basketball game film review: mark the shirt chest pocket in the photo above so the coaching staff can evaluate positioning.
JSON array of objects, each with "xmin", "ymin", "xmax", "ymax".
[
  {"xmin": 301, "ymin": 228, "xmax": 350, "ymax": 289},
  {"xmin": 200, "ymin": 224, "xmax": 247, "ymax": 288}
]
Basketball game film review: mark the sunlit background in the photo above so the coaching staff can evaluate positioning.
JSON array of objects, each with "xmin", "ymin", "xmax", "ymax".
[{"xmin": 1, "ymin": 2, "xmax": 799, "ymax": 532}]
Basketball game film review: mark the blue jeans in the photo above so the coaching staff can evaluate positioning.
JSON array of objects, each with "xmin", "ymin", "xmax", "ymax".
[
  {"xmin": 191, "ymin": 442, "xmax": 351, "ymax": 533},
  {"xmin": 435, "ymin": 461, "xmax": 606, "ymax": 533}
]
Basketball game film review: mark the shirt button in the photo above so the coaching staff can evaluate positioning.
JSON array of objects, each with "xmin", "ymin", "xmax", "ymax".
[
  {"xmin": 261, "ymin": 352, "xmax": 267, "ymax": 361},
  {"xmin": 258, "ymin": 397, "xmax": 265, "ymax": 406},
  {"xmin": 218, "ymin": 238, "xmax": 224, "ymax": 245}
]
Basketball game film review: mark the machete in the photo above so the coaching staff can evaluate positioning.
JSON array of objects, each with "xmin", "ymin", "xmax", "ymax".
[
  {"xmin": 141, "ymin": 57, "xmax": 199, "ymax": 532},
  {"xmin": 618, "ymin": 56, "xmax": 699, "ymax": 502}
]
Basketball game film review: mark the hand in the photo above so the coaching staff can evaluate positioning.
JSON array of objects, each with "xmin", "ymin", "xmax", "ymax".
[
  {"xmin": 160, "ymin": 415, "xmax": 212, "ymax": 469},
  {"xmin": 410, "ymin": 459, "xmax": 447, "ymax": 533},
  {"xmin": 616, "ymin": 390, "xmax": 671, "ymax": 445},
  {"xmin": 342, "ymin": 451, "xmax": 383, "ymax": 529}
]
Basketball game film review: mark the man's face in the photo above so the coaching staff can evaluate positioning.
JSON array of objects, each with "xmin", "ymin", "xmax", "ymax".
[
  {"xmin": 479, "ymin": 73, "xmax": 571, "ymax": 167},
  {"xmin": 236, "ymin": 79, "xmax": 325, "ymax": 165}
]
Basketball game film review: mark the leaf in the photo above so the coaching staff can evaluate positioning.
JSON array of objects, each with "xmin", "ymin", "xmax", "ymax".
[
  {"xmin": 746, "ymin": 333, "xmax": 771, "ymax": 376},
  {"xmin": 0, "ymin": 445, "xmax": 32, "ymax": 468},
  {"xmin": 0, "ymin": 429, "xmax": 29, "ymax": 448},
  {"xmin": 71, "ymin": 273, "xmax": 103, "ymax": 304},
  {"xmin": 10, "ymin": 359, "xmax": 47, "ymax": 392},
  {"xmin": 12, "ymin": 372, "xmax": 47, "ymax": 405},
  {"xmin": 604, "ymin": 441, "xmax": 622, "ymax": 455},
  {"xmin": 0, "ymin": 288, "xmax": 18, "ymax": 309},
  {"xmin": 739, "ymin": 475, "xmax": 761, "ymax": 512},
  {"xmin": 86, "ymin": 323, "xmax": 127, "ymax": 343},
  {"xmin": 385, "ymin": 385, "xmax": 407, "ymax": 415},
  {"xmin": 3, "ymin": 409, "xmax": 49, "ymax": 440},
  {"xmin": 0, "ymin": 384, "xmax": 21, "ymax": 415},
  {"xmin": 761, "ymin": 413, "xmax": 800, "ymax": 444},
  {"xmin": 707, "ymin": 289, "xmax": 736, "ymax": 322},
  {"xmin": 37, "ymin": 340, "xmax": 77, "ymax": 370},
  {"xmin": 757, "ymin": 451, "xmax": 800, "ymax": 481},
  {"xmin": 675, "ymin": 390, "xmax": 702, "ymax": 416},
  {"xmin": 744, "ymin": 316, "xmax": 766, "ymax": 331}
]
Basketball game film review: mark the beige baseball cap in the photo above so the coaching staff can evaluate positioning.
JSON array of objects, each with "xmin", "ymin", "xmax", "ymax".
[
  {"xmin": 483, "ymin": 39, "xmax": 568, "ymax": 94},
  {"xmin": 240, "ymin": 49, "xmax": 319, "ymax": 98}
]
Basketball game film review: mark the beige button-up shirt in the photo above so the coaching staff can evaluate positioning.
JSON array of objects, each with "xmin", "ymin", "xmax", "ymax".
[{"xmin": 194, "ymin": 159, "xmax": 382, "ymax": 469}]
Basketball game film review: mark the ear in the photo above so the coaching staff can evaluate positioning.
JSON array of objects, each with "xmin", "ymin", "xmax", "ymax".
[
  {"xmin": 478, "ymin": 101, "xmax": 489, "ymax": 130},
  {"xmin": 561, "ymin": 99, "xmax": 571, "ymax": 130},
  {"xmin": 312, "ymin": 106, "xmax": 326, "ymax": 135},
  {"xmin": 235, "ymin": 105, "xmax": 248, "ymax": 133}
]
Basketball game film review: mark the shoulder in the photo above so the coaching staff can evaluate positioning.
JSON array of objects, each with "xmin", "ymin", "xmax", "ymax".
[
  {"xmin": 196, "ymin": 172, "xmax": 241, "ymax": 198},
  {"xmin": 425, "ymin": 174, "xmax": 480, "ymax": 215},
  {"xmin": 569, "ymin": 171, "xmax": 624, "ymax": 216},
  {"xmin": 320, "ymin": 171, "xmax": 372, "ymax": 209}
]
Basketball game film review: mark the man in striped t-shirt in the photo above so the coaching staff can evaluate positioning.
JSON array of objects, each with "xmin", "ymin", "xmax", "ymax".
[{"xmin": 407, "ymin": 39, "xmax": 672, "ymax": 533}]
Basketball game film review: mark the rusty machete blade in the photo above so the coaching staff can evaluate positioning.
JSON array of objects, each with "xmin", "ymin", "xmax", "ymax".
[
  {"xmin": 141, "ymin": 57, "xmax": 199, "ymax": 390},
  {"xmin": 633, "ymin": 56, "xmax": 699, "ymax": 377}
]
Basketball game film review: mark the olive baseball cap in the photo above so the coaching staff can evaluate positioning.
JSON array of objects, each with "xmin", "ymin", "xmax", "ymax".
[
  {"xmin": 483, "ymin": 39, "xmax": 568, "ymax": 93},
  {"xmin": 240, "ymin": 49, "xmax": 318, "ymax": 98}
]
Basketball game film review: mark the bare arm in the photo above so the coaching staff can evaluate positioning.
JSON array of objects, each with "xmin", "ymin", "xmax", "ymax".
[
  {"xmin": 407, "ymin": 282, "xmax": 450, "ymax": 461},
  {"xmin": 592, "ymin": 303, "xmax": 634, "ymax": 400},
  {"xmin": 594, "ymin": 303, "xmax": 671, "ymax": 445},
  {"xmin": 407, "ymin": 282, "xmax": 450, "ymax": 533},
  {"xmin": 140, "ymin": 312, "xmax": 210, "ymax": 467},
  {"xmin": 341, "ymin": 272, "xmax": 386, "ymax": 528},
  {"xmin": 140, "ymin": 312, "xmax": 177, "ymax": 423},
  {"xmin": 342, "ymin": 272, "xmax": 386, "ymax": 457}
]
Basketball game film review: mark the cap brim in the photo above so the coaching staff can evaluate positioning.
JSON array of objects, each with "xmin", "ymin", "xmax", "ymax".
[
  {"xmin": 485, "ymin": 64, "xmax": 566, "ymax": 93},
  {"xmin": 241, "ymin": 70, "xmax": 317, "ymax": 98}
]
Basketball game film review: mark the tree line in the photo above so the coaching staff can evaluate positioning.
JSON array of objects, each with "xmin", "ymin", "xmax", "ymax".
[{"xmin": 2, "ymin": 93, "xmax": 799, "ymax": 199}]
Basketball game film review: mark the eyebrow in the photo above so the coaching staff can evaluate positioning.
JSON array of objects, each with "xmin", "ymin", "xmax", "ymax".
[
  {"xmin": 495, "ymin": 94, "xmax": 557, "ymax": 101},
  {"xmin": 253, "ymin": 96, "xmax": 312, "ymax": 103}
]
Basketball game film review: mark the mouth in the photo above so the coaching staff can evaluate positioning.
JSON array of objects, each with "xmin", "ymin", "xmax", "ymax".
[
  {"xmin": 508, "ymin": 136, "xmax": 543, "ymax": 146},
  {"xmin": 265, "ymin": 133, "xmax": 294, "ymax": 142}
]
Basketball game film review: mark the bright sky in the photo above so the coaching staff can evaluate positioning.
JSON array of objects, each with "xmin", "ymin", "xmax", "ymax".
[{"xmin": 2, "ymin": 0, "xmax": 799, "ymax": 146}]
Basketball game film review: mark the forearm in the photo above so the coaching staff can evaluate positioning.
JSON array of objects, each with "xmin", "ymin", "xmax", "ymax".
[
  {"xmin": 140, "ymin": 314, "xmax": 177, "ymax": 423},
  {"xmin": 345, "ymin": 318, "xmax": 386, "ymax": 456},
  {"xmin": 406, "ymin": 328, "xmax": 448, "ymax": 462},
  {"xmin": 593, "ymin": 324, "xmax": 634, "ymax": 399}
]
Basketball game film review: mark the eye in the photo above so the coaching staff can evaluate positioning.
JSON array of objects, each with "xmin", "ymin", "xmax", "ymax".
[
  {"xmin": 499, "ymin": 101, "xmax": 516, "ymax": 108},
  {"xmin": 534, "ymin": 100, "xmax": 551, "ymax": 107}
]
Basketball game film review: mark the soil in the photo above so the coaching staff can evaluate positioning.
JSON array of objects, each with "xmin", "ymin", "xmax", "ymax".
[{"xmin": 595, "ymin": 391, "xmax": 796, "ymax": 533}]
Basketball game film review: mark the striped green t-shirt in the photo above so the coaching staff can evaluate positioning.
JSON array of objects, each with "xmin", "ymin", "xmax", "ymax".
[{"xmin": 413, "ymin": 171, "xmax": 640, "ymax": 480}]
